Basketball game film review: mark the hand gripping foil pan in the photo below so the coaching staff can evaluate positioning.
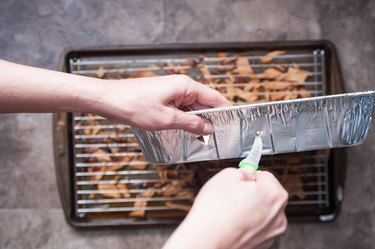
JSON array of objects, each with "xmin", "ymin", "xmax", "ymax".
[{"xmin": 134, "ymin": 91, "xmax": 375, "ymax": 164}]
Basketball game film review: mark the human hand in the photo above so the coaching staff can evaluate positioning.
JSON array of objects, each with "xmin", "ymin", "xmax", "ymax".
[
  {"xmin": 0, "ymin": 60, "xmax": 230, "ymax": 134},
  {"xmin": 163, "ymin": 168, "xmax": 288, "ymax": 249},
  {"xmin": 90, "ymin": 74, "xmax": 232, "ymax": 135}
]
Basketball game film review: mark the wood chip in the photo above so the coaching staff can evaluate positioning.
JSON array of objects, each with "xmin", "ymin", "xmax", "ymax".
[
  {"xmin": 140, "ymin": 189, "xmax": 155, "ymax": 198},
  {"xmin": 260, "ymin": 50, "xmax": 285, "ymax": 63},
  {"xmin": 236, "ymin": 57, "xmax": 253, "ymax": 74},
  {"xmin": 283, "ymin": 176, "xmax": 306, "ymax": 199},
  {"xmin": 298, "ymin": 87, "xmax": 311, "ymax": 98},
  {"xmin": 126, "ymin": 136, "xmax": 138, "ymax": 144},
  {"xmin": 97, "ymin": 184, "xmax": 122, "ymax": 199},
  {"xmin": 283, "ymin": 90, "xmax": 299, "ymax": 100},
  {"xmin": 198, "ymin": 63, "xmax": 211, "ymax": 77},
  {"xmin": 264, "ymin": 91, "xmax": 271, "ymax": 101},
  {"xmin": 269, "ymin": 81, "xmax": 293, "ymax": 91},
  {"xmin": 88, "ymin": 166, "xmax": 105, "ymax": 181},
  {"xmin": 176, "ymin": 191, "xmax": 195, "ymax": 199},
  {"xmin": 97, "ymin": 130, "xmax": 117, "ymax": 137},
  {"xmin": 244, "ymin": 82, "xmax": 257, "ymax": 92},
  {"xmin": 129, "ymin": 189, "xmax": 155, "ymax": 217},
  {"xmin": 126, "ymin": 155, "xmax": 148, "ymax": 170},
  {"xmin": 225, "ymin": 72, "xmax": 237, "ymax": 101},
  {"xmin": 235, "ymin": 52, "xmax": 249, "ymax": 57},
  {"xmin": 83, "ymin": 119, "xmax": 101, "ymax": 135},
  {"xmin": 270, "ymin": 91, "xmax": 287, "ymax": 101},
  {"xmin": 147, "ymin": 64, "xmax": 159, "ymax": 69},
  {"xmin": 283, "ymin": 66, "xmax": 310, "ymax": 82},
  {"xmin": 218, "ymin": 65, "xmax": 235, "ymax": 72},
  {"xmin": 96, "ymin": 66, "xmax": 106, "ymax": 78},
  {"xmin": 116, "ymin": 183, "xmax": 131, "ymax": 198},
  {"xmin": 93, "ymin": 148, "xmax": 111, "ymax": 162},
  {"xmin": 128, "ymin": 164, "xmax": 148, "ymax": 170},
  {"xmin": 165, "ymin": 201, "xmax": 191, "ymax": 212},
  {"xmin": 184, "ymin": 170, "xmax": 195, "ymax": 184},
  {"xmin": 106, "ymin": 164, "xmax": 124, "ymax": 172},
  {"xmin": 162, "ymin": 181, "xmax": 184, "ymax": 197},
  {"xmin": 180, "ymin": 60, "xmax": 197, "ymax": 67},
  {"xmin": 250, "ymin": 76, "xmax": 261, "ymax": 84},
  {"xmin": 132, "ymin": 71, "xmax": 158, "ymax": 78},
  {"xmin": 236, "ymin": 88, "xmax": 259, "ymax": 103},
  {"xmin": 263, "ymin": 67, "xmax": 283, "ymax": 80},
  {"xmin": 217, "ymin": 52, "xmax": 229, "ymax": 58},
  {"xmin": 155, "ymin": 165, "xmax": 168, "ymax": 183}
]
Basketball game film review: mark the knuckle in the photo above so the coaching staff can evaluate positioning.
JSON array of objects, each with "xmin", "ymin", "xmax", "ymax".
[
  {"xmin": 282, "ymin": 189, "xmax": 289, "ymax": 203},
  {"xmin": 165, "ymin": 110, "xmax": 205, "ymax": 133},
  {"xmin": 213, "ymin": 168, "xmax": 241, "ymax": 182},
  {"xmin": 188, "ymin": 116, "xmax": 204, "ymax": 131},
  {"xmin": 161, "ymin": 109, "xmax": 178, "ymax": 129},
  {"xmin": 171, "ymin": 74, "xmax": 190, "ymax": 82},
  {"xmin": 180, "ymin": 74, "xmax": 191, "ymax": 81},
  {"xmin": 266, "ymin": 185, "xmax": 288, "ymax": 205},
  {"xmin": 263, "ymin": 171, "xmax": 276, "ymax": 178},
  {"xmin": 282, "ymin": 215, "xmax": 288, "ymax": 229},
  {"xmin": 219, "ymin": 167, "xmax": 238, "ymax": 177},
  {"xmin": 273, "ymin": 213, "xmax": 288, "ymax": 236},
  {"xmin": 190, "ymin": 116, "xmax": 200, "ymax": 129},
  {"xmin": 281, "ymin": 214, "xmax": 288, "ymax": 231},
  {"xmin": 276, "ymin": 189, "xmax": 289, "ymax": 207},
  {"xmin": 260, "ymin": 171, "xmax": 276, "ymax": 181},
  {"xmin": 270, "ymin": 191, "xmax": 280, "ymax": 203}
]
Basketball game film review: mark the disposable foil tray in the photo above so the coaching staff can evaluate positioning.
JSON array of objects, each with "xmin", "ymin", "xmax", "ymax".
[{"xmin": 134, "ymin": 91, "xmax": 375, "ymax": 164}]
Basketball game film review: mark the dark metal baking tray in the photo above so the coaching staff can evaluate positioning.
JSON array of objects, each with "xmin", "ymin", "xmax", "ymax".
[{"xmin": 54, "ymin": 40, "xmax": 346, "ymax": 227}]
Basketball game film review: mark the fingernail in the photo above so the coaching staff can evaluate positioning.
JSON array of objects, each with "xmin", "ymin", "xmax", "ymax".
[{"xmin": 202, "ymin": 121, "xmax": 213, "ymax": 135}]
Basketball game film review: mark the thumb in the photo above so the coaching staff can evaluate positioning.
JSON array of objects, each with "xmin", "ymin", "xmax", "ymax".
[
  {"xmin": 171, "ymin": 110, "xmax": 214, "ymax": 135},
  {"xmin": 239, "ymin": 167, "xmax": 257, "ymax": 181}
]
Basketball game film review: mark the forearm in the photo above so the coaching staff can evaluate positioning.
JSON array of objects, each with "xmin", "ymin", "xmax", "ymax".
[
  {"xmin": 0, "ymin": 60, "xmax": 231, "ymax": 133},
  {"xmin": 0, "ymin": 60, "xmax": 100, "ymax": 113},
  {"xmin": 163, "ymin": 212, "xmax": 220, "ymax": 249}
]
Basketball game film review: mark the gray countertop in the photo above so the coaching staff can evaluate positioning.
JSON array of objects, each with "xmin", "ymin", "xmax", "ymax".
[{"xmin": 0, "ymin": 0, "xmax": 374, "ymax": 248}]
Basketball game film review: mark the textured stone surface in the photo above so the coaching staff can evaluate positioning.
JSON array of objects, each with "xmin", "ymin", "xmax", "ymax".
[
  {"xmin": 0, "ymin": 113, "xmax": 60, "ymax": 208},
  {"xmin": 0, "ymin": 209, "xmax": 174, "ymax": 249},
  {"xmin": 0, "ymin": 0, "xmax": 374, "ymax": 248}
]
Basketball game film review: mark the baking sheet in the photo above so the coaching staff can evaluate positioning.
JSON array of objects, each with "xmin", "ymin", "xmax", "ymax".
[{"xmin": 134, "ymin": 90, "xmax": 375, "ymax": 164}]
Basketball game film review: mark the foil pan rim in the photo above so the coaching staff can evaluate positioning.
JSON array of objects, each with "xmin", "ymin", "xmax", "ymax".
[
  {"xmin": 189, "ymin": 90, "xmax": 375, "ymax": 115},
  {"xmin": 134, "ymin": 90, "xmax": 375, "ymax": 164}
]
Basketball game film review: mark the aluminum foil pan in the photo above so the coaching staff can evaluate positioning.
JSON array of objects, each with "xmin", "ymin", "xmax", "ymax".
[{"xmin": 134, "ymin": 91, "xmax": 375, "ymax": 164}]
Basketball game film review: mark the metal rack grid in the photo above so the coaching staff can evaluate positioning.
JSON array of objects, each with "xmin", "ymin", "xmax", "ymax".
[{"xmin": 69, "ymin": 48, "xmax": 330, "ymax": 219}]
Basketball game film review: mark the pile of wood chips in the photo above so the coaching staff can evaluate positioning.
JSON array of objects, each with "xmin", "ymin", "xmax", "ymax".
[{"xmin": 196, "ymin": 50, "xmax": 312, "ymax": 103}]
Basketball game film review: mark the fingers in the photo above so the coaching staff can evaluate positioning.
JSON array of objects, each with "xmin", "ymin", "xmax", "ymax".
[
  {"xmin": 213, "ymin": 167, "xmax": 256, "ymax": 183},
  {"xmin": 256, "ymin": 239, "xmax": 275, "ymax": 249},
  {"xmin": 187, "ymin": 102, "xmax": 215, "ymax": 111},
  {"xmin": 147, "ymin": 75, "xmax": 231, "ymax": 134},
  {"xmin": 168, "ymin": 109, "xmax": 214, "ymax": 135},
  {"xmin": 213, "ymin": 168, "xmax": 245, "ymax": 182},
  {"xmin": 187, "ymin": 79, "xmax": 232, "ymax": 108},
  {"xmin": 238, "ymin": 167, "xmax": 257, "ymax": 181},
  {"xmin": 256, "ymin": 171, "xmax": 288, "ymax": 202},
  {"xmin": 255, "ymin": 170, "xmax": 283, "ymax": 187},
  {"xmin": 255, "ymin": 171, "xmax": 289, "ymax": 215}
]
